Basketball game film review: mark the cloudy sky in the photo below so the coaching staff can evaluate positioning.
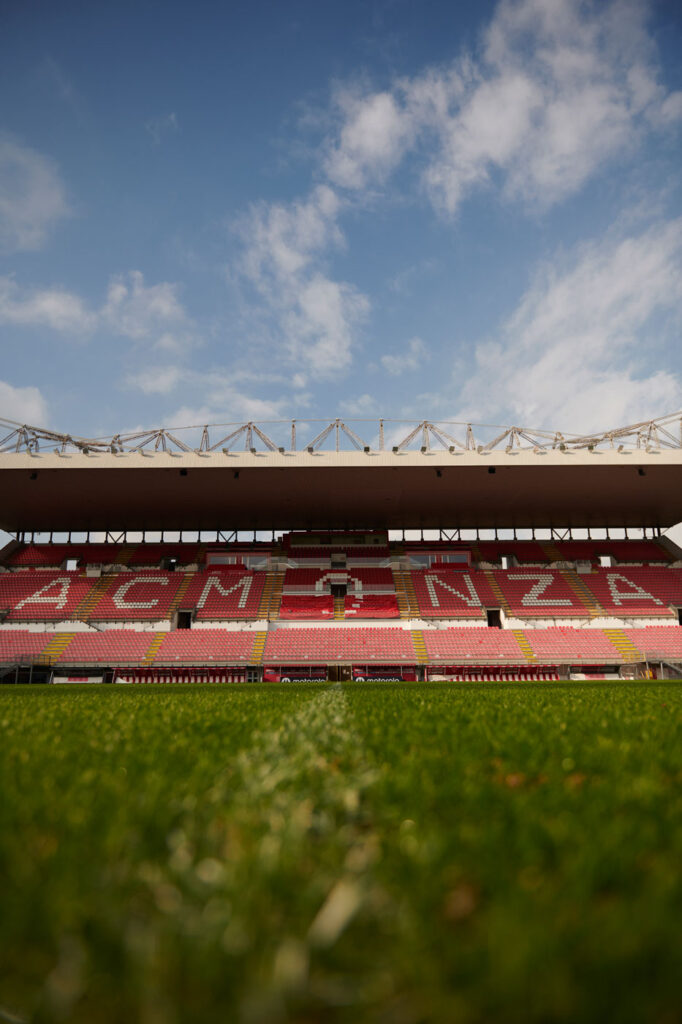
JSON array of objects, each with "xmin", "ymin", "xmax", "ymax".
[{"xmin": 1, "ymin": 0, "xmax": 682, "ymax": 441}]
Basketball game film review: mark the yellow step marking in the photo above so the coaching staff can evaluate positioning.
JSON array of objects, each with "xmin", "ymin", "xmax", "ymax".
[
  {"xmin": 142, "ymin": 632, "xmax": 167, "ymax": 666},
  {"xmin": 74, "ymin": 573, "xmax": 119, "ymax": 621},
  {"xmin": 167, "ymin": 572, "xmax": 195, "ymax": 620},
  {"xmin": 411, "ymin": 628, "xmax": 429, "ymax": 664},
  {"xmin": 512, "ymin": 629, "xmax": 537, "ymax": 661},
  {"xmin": 250, "ymin": 630, "xmax": 268, "ymax": 665},
  {"xmin": 37, "ymin": 632, "xmax": 76, "ymax": 664},
  {"xmin": 603, "ymin": 628, "xmax": 644, "ymax": 662},
  {"xmin": 482, "ymin": 570, "xmax": 511, "ymax": 615},
  {"xmin": 560, "ymin": 569, "xmax": 604, "ymax": 618}
]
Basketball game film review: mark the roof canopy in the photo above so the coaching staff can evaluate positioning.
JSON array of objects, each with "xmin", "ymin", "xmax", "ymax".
[{"xmin": 1, "ymin": 448, "xmax": 680, "ymax": 532}]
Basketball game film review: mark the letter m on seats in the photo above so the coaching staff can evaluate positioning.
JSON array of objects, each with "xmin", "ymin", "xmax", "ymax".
[{"xmin": 197, "ymin": 575, "xmax": 253, "ymax": 609}]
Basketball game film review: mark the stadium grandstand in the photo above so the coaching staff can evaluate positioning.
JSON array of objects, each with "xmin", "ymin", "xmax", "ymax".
[{"xmin": 1, "ymin": 412, "xmax": 682, "ymax": 684}]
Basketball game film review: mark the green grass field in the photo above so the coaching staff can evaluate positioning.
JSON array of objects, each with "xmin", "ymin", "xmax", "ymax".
[{"xmin": 1, "ymin": 682, "xmax": 681, "ymax": 1024}]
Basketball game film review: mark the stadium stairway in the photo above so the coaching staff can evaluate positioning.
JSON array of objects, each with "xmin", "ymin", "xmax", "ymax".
[
  {"xmin": 603, "ymin": 628, "xmax": 644, "ymax": 662},
  {"xmin": 411, "ymin": 629, "xmax": 429, "ymax": 665},
  {"xmin": 470, "ymin": 541, "xmax": 484, "ymax": 564},
  {"xmin": 38, "ymin": 632, "xmax": 75, "ymax": 664},
  {"xmin": 482, "ymin": 570, "xmax": 511, "ymax": 615},
  {"xmin": 73, "ymin": 574, "xmax": 118, "ymax": 621},
  {"xmin": 142, "ymin": 633, "xmax": 167, "ymax": 666},
  {"xmin": 512, "ymin": 629, "xmax": 537, "ymax": 662},
  {"xmin": 250, "ymin": 630, "xmax": 267, "ymax": 665},
  {"xmin": 333, "ymin": 596, "xmax": 345, "ymax": 620},
  {"xmin": 542, "ymin": 541, "xmax": 563, "ymax": 562},
  {"xmin": 116, "ymin": 544, "xmax": 137, "ymax": 565},
  {"xmin": 167, "ymin": 572, "xmax": 195, "ymax": 620},
  {"xmin": 257, "ymin": 572, "xmax": 284, "ymax": 619},
  {"xmin": 392, "ymin": 568, "xmax": 419, "ymax": 618},
  {"xmin": 560, "ymin": 569, "xmax": 604, "ymax": 618}
]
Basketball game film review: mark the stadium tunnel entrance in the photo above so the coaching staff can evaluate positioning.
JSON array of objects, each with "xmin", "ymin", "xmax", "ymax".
[{"xmin": 328, "ymin": 664, "xmax": 353, "ymax": 682}]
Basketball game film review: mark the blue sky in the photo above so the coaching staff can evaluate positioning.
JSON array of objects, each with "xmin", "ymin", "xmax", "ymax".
[{"xmin": 1, "ymin": 0, "xmax": 682, "ymax": 442}]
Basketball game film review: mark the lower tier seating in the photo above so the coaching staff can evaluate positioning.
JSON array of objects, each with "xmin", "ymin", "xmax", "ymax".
[
  {"xmin": 521, "ymin": 628, "xmax": 622, "ymax": 660},
  {"xmin": 155, "ymin": 630, "xmax": 256, "ymax": 663},
  {"xmin": 263, "ymin": 627, "xmax": 415, "ymax": 662},
  {"xmin": 1, "ymin": 625, "xmax": 680, "ymax": 668},
  {"xmin": 422, "ymin": 629, "xmax": 522, "ymax": 660}
]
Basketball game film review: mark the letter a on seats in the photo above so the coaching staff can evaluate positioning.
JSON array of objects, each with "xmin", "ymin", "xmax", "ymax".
[
  {"xmin": 606, "ymin": 573, "xmax": 663, "ymax": 606},
  {"xmin": 16, "ymin": 576, "xmax": 73, "ymax": 610}
]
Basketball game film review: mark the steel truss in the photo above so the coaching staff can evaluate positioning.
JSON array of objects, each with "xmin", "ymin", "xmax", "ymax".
[{"xmin": 1, "ymin": 412, "xmax": 681, "ymax": 455}]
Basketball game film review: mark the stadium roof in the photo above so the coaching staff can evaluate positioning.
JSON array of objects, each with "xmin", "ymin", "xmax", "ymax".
[{"xmin": 1, "ymin": 414, "xmax": 681, "ymax": 532}]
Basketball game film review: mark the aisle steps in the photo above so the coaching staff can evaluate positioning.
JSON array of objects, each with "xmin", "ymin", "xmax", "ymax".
[
  {"xmin": 392, "ymin": 568, "xmax": 419, "ymax": 618},
  {"xmin": 142, "ymin": 633, "xmax": 166, "ymax": 666},
  {"xmin": 603, "ymin": 628, "xmax": 644, "ymax": 662},
  {"xmin": 258, "ymin": 572, "xmax": 284, "ymax": 619},
  {"xmin": 560, "ymin": 570, "xmax": 604, "ymax": 618},
  {"xmin": 74, "ymin": 575, "xmax": 118, "ymax": 621},
  {"xmin": 411, "ymin": 629, "xmax": 429, "ymax": 664},
  {"xmin": 250, "ymin": 631, "xmax": 268, "ymax": 665},
  {"xmin": 38, "ymin": 632, "xmax": 75, "ymax": 664},
  {"xmin": 512, "ymin": 629, "xmax": 537, "ymax": 661},
  {"xmin": 167, "ymin": 572, "xmax": 195, "ymax": 620},
  {"xmin": 482, "ymin": 570, "xmax": 511, "ymax": 615}
]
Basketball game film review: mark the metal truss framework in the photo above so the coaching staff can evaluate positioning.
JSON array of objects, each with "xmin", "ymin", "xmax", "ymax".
[{"xmin": 1, "ymin": 412, "xmax": 682, "ymax": 455}]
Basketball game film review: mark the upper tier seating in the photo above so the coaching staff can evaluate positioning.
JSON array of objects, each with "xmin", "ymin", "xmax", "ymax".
[
  {"xmin": 283, "ymin": 567, "xmax": 394, "ymax": 590},
  {"xmin": 409, "ymin": 569, "xmax": 496, "ymax": 618},
  {"xmin": 490, "ymin": 570, "xmax": 590, "ymax": 617},
  {"xmin": 279, "ymin": 595, "xmax": 334, "ymax": 619},
  {"xmin": 179, "ymin": 570, "xmax": 265, "ymax": 619},
  {"xmin": 578, "ymin": 568, "xmax": 682, "ymax": 615},
  {"xmin": 5, "ymin": 544, "xmax": 124, "ymax": 567},
  {"xmin": 0, "ymin": 571, "xmax": 97, "ymax": 620},
  {"xmin": 344, "ymin": 594, "xmax": 400, "ymax": 618},
  {"xmin": 88, "ymin": 571, "xmax": 188, "ymax": 620},
  {"xmin": 263, "ymin": 627, "xmax": 414, "ymax": 662},
  {"xmin": 551, "ymin": 540, "xmax": 672, "ymax": 564},
  {"xmin": 127, "ymin": 543, "xmax": 202, "ymax": 566},
  {"xmin": 475, "ymin": 541, "xmax": 548, "ymax": 564}
]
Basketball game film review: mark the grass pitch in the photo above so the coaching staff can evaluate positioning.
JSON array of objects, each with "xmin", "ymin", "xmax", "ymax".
[{"xmin": 1, "ymin": 682, "xmax": 680, "ymax": 1024}]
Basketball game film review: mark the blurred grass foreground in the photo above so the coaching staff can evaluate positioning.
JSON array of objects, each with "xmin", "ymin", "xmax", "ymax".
[{"xmin": 1, "ymin": 681, "xmax": 681, "ymax": 1024}]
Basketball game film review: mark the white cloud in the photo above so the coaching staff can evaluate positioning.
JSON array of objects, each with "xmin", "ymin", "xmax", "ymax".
[
  {"xmin": 238, "ymin": 186, "xmax": 369, "ymax": 377},
  {"xmin": 102, "ymin": 270, "xmax": 188, "ymax": 339},
  {"xmin": 145, "ymin": 112, "xmax": 179, "ymax": 144},
  {"xmin": 168, "ymin": 388, "xmax": 288, "ymax": 427},
  {"xmin": 380, "ymin": 337, "xmax": 428, "ymax": 376},
  {"xmin": 125, "ymin": 366, "xmax": 184, "ymax": 395},
  {"xmin": 323, "ymin": 0, "xmax": 682, "ymax": 215},
  {"xmin": 325, "ymin": 90, "xmax": 414, "ymax": 189},
  {"xmin": 0, "ymin": 379, "xmax": 49, "ymax": 425},
  {"xmin": 339, "ymin": 393, "xmax": 378, "ymax": 417},
  {"xmin": 455, "ymin": 218, "xmax": 682, "ymax": 431},
  {"xmin": 0, "ymin": 139, "xmax": 69, "ymax": 251},
  {"xmin": 0, "ymin": 275, "xmax": 95, "ymax": 333},
  {"xmin": 0, "ymin": 270, "xmax": 194, "ymax": 351}
]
